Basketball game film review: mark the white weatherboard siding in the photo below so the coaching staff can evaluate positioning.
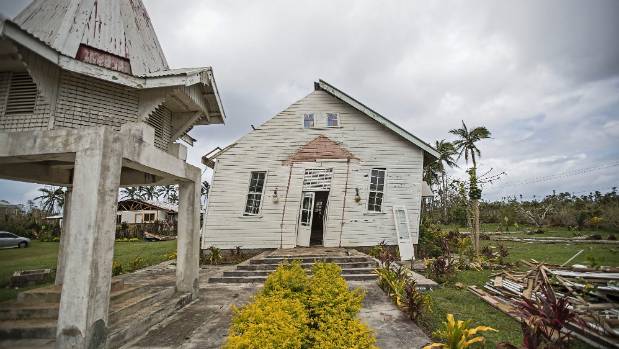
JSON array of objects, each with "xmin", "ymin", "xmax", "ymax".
[{"xmin": 202, "ymin": 90, "xmax": 424, "ymax": 249}]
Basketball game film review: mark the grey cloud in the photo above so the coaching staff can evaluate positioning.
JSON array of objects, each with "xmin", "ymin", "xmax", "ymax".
[{"xmin": 0, "ymin": 0, "xmax": 617, "ymax": 204}]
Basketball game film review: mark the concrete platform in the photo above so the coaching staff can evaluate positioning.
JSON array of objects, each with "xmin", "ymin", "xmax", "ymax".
[{"xmin": 123, "ymin": 251, "xmax": 431, "ymax": 349}]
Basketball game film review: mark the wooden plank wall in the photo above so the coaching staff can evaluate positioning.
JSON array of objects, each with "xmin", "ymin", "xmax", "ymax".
[{"xmin": 202, "ymin": 90, "xmax": 424, "ymax": 249}]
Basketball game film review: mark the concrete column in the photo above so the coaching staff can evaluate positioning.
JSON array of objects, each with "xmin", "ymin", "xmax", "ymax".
[
  {"xmin": 176, "ymin": 174, "xmax": 201, "ymax": 299},
  {"xmin": 56, "ymin": 127, "xmax": 122, "ymax": 349},
  {"xmin": 54, "ymin": 187, "xmax": 72, "ymax": 286}
]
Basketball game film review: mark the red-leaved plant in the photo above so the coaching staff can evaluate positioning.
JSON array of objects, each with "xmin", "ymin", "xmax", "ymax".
[{"xmin": 514, "ymin": 280, "xmax": 581, "ymax": 349}]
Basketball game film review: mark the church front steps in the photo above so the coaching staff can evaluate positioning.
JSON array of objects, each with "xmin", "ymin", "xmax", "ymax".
[{"xmin": 208, "ymin": 251, "xmax": 379, "ymax": 284}]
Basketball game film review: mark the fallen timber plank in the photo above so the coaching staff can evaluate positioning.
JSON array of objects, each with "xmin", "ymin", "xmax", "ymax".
[
  {"xmin": 468, "ymin": 286, "xmax": 619, "ymax": 349},
  {"xmin": 491, "ymin": 237, "xmax": 619, "ymax": 244}
]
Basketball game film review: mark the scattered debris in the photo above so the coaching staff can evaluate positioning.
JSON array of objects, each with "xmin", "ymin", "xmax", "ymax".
[
  {"xmin": 143, "ymin": 231, "xmax": 176, "ymax": 241},
  {"xmin": 468, "ymin": 252, "xmax": 619, "ymax": 348}
]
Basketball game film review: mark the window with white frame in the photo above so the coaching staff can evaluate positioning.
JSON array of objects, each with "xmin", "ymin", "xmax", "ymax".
[
  {"xmin": 244, "ymin": 171, "xmax": 267, "ymax": 215},
  {"xmin": 326, "ymin": 112, "xmax": 339, "ymax": 127},
  {"xmin": 144, "ymin": 213, "xmax": 155, "ymax": 222},
  {"xmin": 367, "ymin": 168, "xmax": 386, "ymax": 212},
  {"xmin": 303, "ymin": 113, "xmax": 315, "ymax": 128}
]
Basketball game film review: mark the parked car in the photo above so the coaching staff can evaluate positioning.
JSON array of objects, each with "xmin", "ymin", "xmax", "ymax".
[{"xmin": 0, "ymin": 231, "xmax": 30, "ymax": 248}]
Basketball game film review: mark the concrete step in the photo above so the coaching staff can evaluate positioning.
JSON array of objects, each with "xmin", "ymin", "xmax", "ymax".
[
  {"xmin": 223, "ymin": 268, "xmax": 376, "ymax": 278},
  {"xmin": 209, "ymin": 273, "xmax": 377, "ymax": 284},
  {"xmin": 108, "ymin": 287, "xmax": 175, "ymax": 325},
  {"xmin": 107, "ymin": 292, "xmax": 193, "ymax": 349},
  {"xmin": 236, "ymin": 261, "xmax": 377, "ymax": 271},
  {"xmin": 0, "ymin": 303, "xmax": 58, "ymax": 321},
  {"xmin": 15, "ymin": 284, "xmax": 144, "ymax": 305},
  {"xmin": 249, "ymin": 256, "xmax": 374, "ymax": 265},
  {"xmin": 0, "ymin": 319, "xmax": 56, "ymax": 339}
]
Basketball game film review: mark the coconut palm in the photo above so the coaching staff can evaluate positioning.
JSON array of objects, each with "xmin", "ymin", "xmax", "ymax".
[
  {"xmin": 433, "ymin": 140, "xmax": 458, "ymax": 222},
  {"xmin": 120, "ymin": 187, "xmax": 142, "ymax": 200},
  {"xmin": 449, "ymin": 121, "xmax": 491, "ymax": 169},
  {"xmin": 34, "ymin": 186, "xmax": 65, "ymax": 214},
  {"xmin": 157, "ymin": 185, "xmax": 178, "ymax": 203},
  {"xmin": 138, "ymin": 186, "xmax": 159, "ymax": 201},
  {"xmin": 449, "ymin": 120, "xmax": 491, "ymax": 255}
]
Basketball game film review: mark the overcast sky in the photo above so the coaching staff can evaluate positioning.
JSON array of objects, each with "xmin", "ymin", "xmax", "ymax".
[{"xmin": 1, "ymin": 0, "xmax": 618, "ymax": 204}]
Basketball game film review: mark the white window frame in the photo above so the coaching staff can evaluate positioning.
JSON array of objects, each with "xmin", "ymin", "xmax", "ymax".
[
  {"xmin": 367, "ymin": 168, "xmax": 386, "ymax": 213},
  {"xmin": 143, "ymin": 212, "xmax": 156, "ymax": 223},
  {"xmin": 303, "ymin": 113, "xmax": 315, "ymax": 129},
  {"xmin": 325, "ymin": 112, "xmax": 341, "ymax": 128},
  {"xmin": 242, "ymin": 171, "xmax": 268, "ymax": 216}
]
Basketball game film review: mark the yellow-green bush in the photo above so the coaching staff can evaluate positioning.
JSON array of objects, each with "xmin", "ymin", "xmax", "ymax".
[
  {"xmin": 224, "ymin": 295, "xmax": 309, "ymax": 349},
  {"xmin": 306, "ymin": 262, "xmax": 364, "ymax": 323},
  {"xmin": 223, "ymin": 261, "xmax": 377, "ymax": 349},
  {"xmin": 262, "ymin": 261, "xmax": 309, "ymax": 299}
]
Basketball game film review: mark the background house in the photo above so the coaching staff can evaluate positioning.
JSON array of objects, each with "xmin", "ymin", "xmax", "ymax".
[
  {"xmin": 202, "ymin": 80, "xmax": 438, "ymax": 259},
  {"xmin": 117, "ymin": 199, "xmax": 178, "ymax": 224}
]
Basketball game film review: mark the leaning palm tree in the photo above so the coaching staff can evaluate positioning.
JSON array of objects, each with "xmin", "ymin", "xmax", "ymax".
[
  {"xmin": 434, "ymin": 140, "xmax": 458, "ymax": 222},
  {"xmin": 34, "ymin": 186, "xmax": 65, "ymax": 214},
  {"xmin": 449, "ymin": 121, "xmax": 491, "ymax": 255}
]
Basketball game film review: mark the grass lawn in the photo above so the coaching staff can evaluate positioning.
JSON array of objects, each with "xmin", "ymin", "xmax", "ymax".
[
  {"xmin": 419, "ymin": 240, "xmax": 618, "ymax": 348},
  {"xmin": 0, "ymin": 240, "xmax": 176, "ymax": 302}
]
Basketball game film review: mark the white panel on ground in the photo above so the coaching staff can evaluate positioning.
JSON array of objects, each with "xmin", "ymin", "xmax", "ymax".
[{"xmin": 393, "ymin": 205, "xmax": 414, "ymax": 261}]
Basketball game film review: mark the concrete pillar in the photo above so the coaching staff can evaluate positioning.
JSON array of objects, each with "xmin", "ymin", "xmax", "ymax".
[
  {"xmin": 176, "ymin": 174, "xmax": 201, "ymax": 299},
  {"xmin": 55, "ymin": 187, "xmax": 72, "ymax": 286},
  {"xmin": 56, "ymin": 128, "xmax": 122, "ymax": 349}
]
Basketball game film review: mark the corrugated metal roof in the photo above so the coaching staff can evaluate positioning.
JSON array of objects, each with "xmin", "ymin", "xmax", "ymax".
[{"xmin": 14, "ymin": 0, "xmax": 169, "ymax": 76}]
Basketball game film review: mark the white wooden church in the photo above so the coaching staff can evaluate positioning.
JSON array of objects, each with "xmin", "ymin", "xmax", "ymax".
[{"xmin": 202, "ymin": 80, "xmax": 437, "ymax": 259}]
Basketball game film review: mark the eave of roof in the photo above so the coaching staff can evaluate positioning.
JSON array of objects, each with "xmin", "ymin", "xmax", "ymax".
[
  {"xmin": 0, "ymin": 19, "xmax": 226, "ymax": 123},
  {"xmin": 315, "ymin": 79, "xmax": 439, "ymax": 160}
]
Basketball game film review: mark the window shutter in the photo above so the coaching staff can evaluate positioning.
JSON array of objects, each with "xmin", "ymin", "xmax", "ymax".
[{"xmin": 5, "ymin": 72, "xmax": 37, "ymax": 115}]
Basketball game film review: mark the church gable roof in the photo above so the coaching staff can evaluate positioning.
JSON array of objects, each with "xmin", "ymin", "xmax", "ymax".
[{"xmin": 285, "ymin": 135, "xmax": 357, "ymax": 164}]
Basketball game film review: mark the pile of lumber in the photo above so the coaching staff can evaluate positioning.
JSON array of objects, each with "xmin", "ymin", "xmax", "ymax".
[{"xmin": 469, "ymin": 254, "xmax": 618, "ymax": 348}]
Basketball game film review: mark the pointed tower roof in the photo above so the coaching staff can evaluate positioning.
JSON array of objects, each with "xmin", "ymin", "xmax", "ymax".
[
  {"xmin": 285, "ymin": 135, "xmax": 357, "ymax": 164},
  {"xmin": 14, "ymin": 0, "xmax": 168, "ymax": 75}
]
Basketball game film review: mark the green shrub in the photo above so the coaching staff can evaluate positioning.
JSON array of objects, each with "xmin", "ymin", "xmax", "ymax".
[
  {"xmin": 306, "ymin": 262, "xmax": 365, "ymax": 323},
  {"xmin": 224, "ymin": 262, "xmax": 377, "ymax": 349},
  {"xmin": 112, "ymin": 260, "xmax": 124, "ymax": 276},
  {"xmin": 224, "ymin": 295, "xmax": 309, "ymax": 349},
  {"xmin": 262, "ymin": 260, "xmax": 308, "ymax": 299},
  {"xmin": 129, "ymin": 256, "xmax": 146, "ymax": 271}
]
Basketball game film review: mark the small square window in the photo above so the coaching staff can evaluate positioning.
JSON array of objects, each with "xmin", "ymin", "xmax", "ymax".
[
  {"xmin": 326, "ymin": 113, "xmax": 339, "ymax": 127},
  {"xmin": 303, "ymin": 113, "xmax": 315, "ymax": 128}
]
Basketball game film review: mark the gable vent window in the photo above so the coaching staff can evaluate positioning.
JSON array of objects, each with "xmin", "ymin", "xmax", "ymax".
[
  {"xmin": 244, "ymin": 171, "xmax": 267, "ymax": 215},
  {"xmin": 303, "ymin": 113, "xmax": 315, "ymax": 128},
  {"xmin": 5, "ymin": 72, "xmax": 37, "ymax": 115},
  {"xmin": 367, "ymin": 168, "xmax": 386, "ymax": 212},
  {"xmin": 326, "ymin": 113, "xmax": 340, "ymax": 127}
]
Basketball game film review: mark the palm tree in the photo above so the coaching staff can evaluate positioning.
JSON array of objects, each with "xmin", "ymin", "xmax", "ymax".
[
  {"xmin": 449, "ymin": 120, "xmax": 491, "ymax": 255},
  {"xmin": 157, "ymin": 185, "xmax": 178, "ymax": 203},
  {"xmin": 138, "ymin": 186, "xmax": 159, "ymax": 201},
  {"xmin": 433, "ymin": 140, "xmax": 458, "ymax": 222},
  {"xmin": 34, "ymin": 186, "xmax": 65, "ymax": 214},
  {"xmin": 449, "ymin": 121, "xmax": 491, "ymax": 169},
  {"xmin": 120, "ymin": 187, "xmax": 142, "ymax": 200}
]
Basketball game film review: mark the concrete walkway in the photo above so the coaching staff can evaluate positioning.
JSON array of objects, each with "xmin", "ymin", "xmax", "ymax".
[{"xmin": 123, "ymin": 265, "xmax": 431, "ymax": 349}]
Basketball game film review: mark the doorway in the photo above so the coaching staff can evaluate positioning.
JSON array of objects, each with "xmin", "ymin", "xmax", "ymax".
[{"xmin": 310, "ymin": 191, "xmax": 329, "ymax": 245}]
